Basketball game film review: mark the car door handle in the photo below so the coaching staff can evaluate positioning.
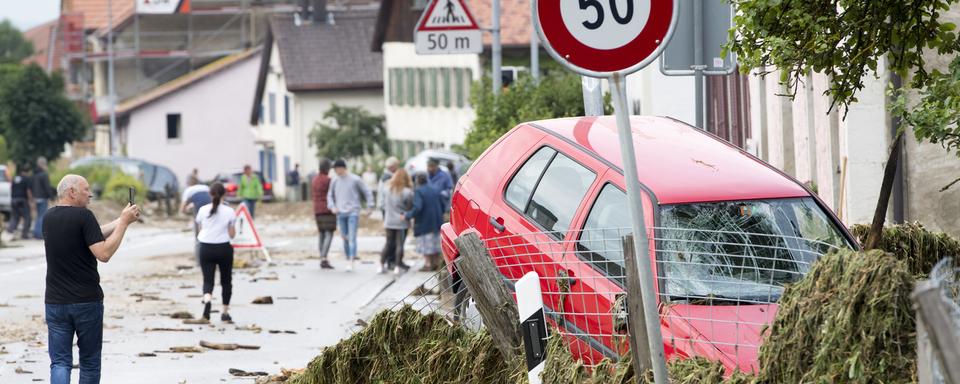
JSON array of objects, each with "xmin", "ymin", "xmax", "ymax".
[{"xmin": 489, "ymin": 217, "xmax": 505, "ymax": 232}]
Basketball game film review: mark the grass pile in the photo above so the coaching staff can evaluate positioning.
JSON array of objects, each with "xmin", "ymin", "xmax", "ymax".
[
  {"xmin": 850, "ymin": 222, "xmax": 960, "ymax": 276},
  {"xmin": 756, "ymin": 249, "xmax": 917, "ymax": 383},
  {"xmin": 286, "ymin": 305, "xmax": 524, "ymax": 384}
]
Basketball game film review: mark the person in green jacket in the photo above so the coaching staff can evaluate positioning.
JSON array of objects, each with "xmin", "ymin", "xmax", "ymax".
[{"xmin": 238, "ymin": 165, "xmax": 263, "ymax": 219}]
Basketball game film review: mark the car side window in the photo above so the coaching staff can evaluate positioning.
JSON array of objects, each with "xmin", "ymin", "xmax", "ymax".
[
  {"xmin": 505, "ymin": 147, "xmax": 556, "ymax": 210},
  {"xmin": 525, "ymin": 153, "xmax": 596, "ymax": 236},
  {"xmin": 577, "ymin": 184, "xmax": 631, "ymax": 280}
]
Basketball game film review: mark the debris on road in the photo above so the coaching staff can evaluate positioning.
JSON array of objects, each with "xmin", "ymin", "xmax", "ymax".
[
  {"xmin": 145, "ymin": 328, "xmax": 194, "ymax": 332},
  {"xmin": 200, "ymin": 340, "xmax": 261, "ymax": 351},
  {"xmin": 252, "ymin": 296, "xmax": 274, "ymax": 304},
  {"xmin": 268, "ymin": 330, "xmax": 297, "ymax": 334},
  {"xmin": 138, "ymin": 353, "xmax": 157, "ymax": 357},
  {"xmin": 15, "ymin": 367, "xmax": 32, "ymax": 374},
  {"xmin": 236, "ymin": 324, "xmax": 263, "ymax": 333},
  {"xmin": 183, "ymin": 319, "xmax": 209, "ymax": 325},
  {"xmin": 170, "ymin": 311, "xmax": 194, "ymax": 319},
  {"xmin": 168, "ymin": 346, "xmax": 204, "ymax": 353},
  {"xmin": 229, "ymin": 368, "xmax": 269, "ymax": 377},
  {"xmin": 276, "ymin": 296, "xmax": 298, "ymax": 300}
]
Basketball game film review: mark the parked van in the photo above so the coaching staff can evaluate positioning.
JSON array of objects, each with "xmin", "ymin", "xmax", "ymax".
[{"xmin": 440, "ymin": 116, "xmax": 856, "ymax": 372}]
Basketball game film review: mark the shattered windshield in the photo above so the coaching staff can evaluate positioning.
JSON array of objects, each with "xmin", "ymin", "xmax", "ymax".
[{"xmin": 658, "ymin": 198, "xmax": 849, "ymax": 304}]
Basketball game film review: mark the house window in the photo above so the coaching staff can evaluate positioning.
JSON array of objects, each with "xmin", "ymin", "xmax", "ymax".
[
  {"xmin": 418, "ymin": 68, "xmax": 427, "ymax": 106},
  {"xmin": 166, "ymin": 113, "xmax": 181, "ymax": 140},
  {"xmin": 405, "ymin": 68, "xmax": 415, "ymax": 107},
  {"xmin": 389, "ymin": 68, "xmax": 399, "ymax": 105},
  {"xmin": 428, "ymin": 68, "xmax": 438, "ymax": 107},
  {"xmin": 284, "ymin": 95, "xmax": 291, "ymax": 127},
  {"xmin": 463, "ymin": 69, "xmax": 473, "ymax": 107},
  {"xmin": 441, "ymin": 68, "xmax": 451, "ymax": 108},
  {"xmin": 454, "ymin": 68, "xmax": 464, "ymax": 108},
  {"xmin": 268, "ymin": 93, "xmax": 276, "ymax": 124}
]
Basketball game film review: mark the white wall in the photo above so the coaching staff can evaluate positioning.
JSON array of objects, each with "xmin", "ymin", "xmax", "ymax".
[
  {"xmin": 124, "ymin": 52, "xmax": 261, "ymax": 187},
  {"xmin": 381, "ymin": 42, "xmax": 480, "ymax": 148},
  {"xmin": 628, "ymin": 64, "xmax": 696, "ymax": 125}
]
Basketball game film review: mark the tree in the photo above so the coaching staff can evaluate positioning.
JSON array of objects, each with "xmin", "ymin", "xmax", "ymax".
[
  {"xmin": 308, "ymin": 104, "xmax": 388, "ymax": 160},
  {"xmin": 461, "ymin": 71, "xmax": 612, "ymax": 159},
  {"xmin": 730, "ymin": 0, "xmax": 960, "ymax": 249},
  {"xmin": 0, "ymin": 64, "xmax": 87, "ymax": 167},
  {"xmin": 0, "ymin": 20, "xmax": 33, "ymax": 64}
]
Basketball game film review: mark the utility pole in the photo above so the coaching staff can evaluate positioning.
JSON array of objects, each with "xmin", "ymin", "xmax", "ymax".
[
  {"xmin": 108, "ymin": 0, "xmax": 118, "ymax": 156},
  {"xmin": 529, "ymin": 0, "xmax": 539, "ymax": 83},
  {"xmin": 491, "ymin": 0, "xmax": 501, "ymax": 96}
]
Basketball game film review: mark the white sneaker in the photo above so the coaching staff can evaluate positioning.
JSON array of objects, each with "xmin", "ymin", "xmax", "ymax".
[
  {"xmin": 346, "ymin": 259, "xmax": 354, "ymax": 272},
  {"xmin": 377, "ymin": 263, "xmax": 386, "ymax": 274},
  {"xmin": 393, "ymin": 266, "xmax": 402, "ymax": 275}
]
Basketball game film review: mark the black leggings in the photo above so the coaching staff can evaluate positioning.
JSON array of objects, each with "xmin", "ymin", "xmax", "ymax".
[
  {"xmin": 199, "ymin": 243, "xmax": 234, "ymax": 305},
  {"xmin": 380, "ymin": 228, "xmax": 407, "ymax": 266}
]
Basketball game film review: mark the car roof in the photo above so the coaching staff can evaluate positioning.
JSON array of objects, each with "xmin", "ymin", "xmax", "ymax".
[{"xmin": 525, "ymin": 116, "xmax": 809, "ymax": 205}]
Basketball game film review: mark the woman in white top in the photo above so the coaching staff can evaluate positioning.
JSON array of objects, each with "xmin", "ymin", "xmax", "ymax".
[{"xmin": 195, "ymin": 182, "xmax": 236, "ymax": 322}]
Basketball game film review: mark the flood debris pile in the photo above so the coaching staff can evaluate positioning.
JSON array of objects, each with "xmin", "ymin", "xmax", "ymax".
[
  {"xmin": 287, "ymin": 306, "xmax": 524, "ymax": 384},
  {"xmin": 756, "ymin": 249, "xmax": 916, "ymax": 383},
  {"xmin": 850, "ymin": 222, "xmax": 960, "ymax": 276}
]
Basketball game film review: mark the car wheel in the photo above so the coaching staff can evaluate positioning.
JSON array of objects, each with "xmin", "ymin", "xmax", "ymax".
[{"xmin": 453, "ymin": 285, "xmax": 484, "ymax": 332}]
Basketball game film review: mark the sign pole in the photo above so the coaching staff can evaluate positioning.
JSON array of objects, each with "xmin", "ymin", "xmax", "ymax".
[
  {"xmin": 581, "ymin": 77, "xmax": 604, "ymax": 116},
  {"xmin": 693, "ymin": 0, "xmax": 704, "ymax": 129},
  {"xmin": 610, "ymin": 73, "xmax": 669, "ymax": 384},
  {"xmin": 491, "ymin": 0, "xmax": 501, "ymax": 96},
  {"xmin": 529, "ymin": 1, "xmax": 539, "ymax": 84}
]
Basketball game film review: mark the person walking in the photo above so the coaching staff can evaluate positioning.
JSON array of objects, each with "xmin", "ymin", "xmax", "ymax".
[
  {"xmin": 406, "ymin": 173, "xmax": 444, "ymax": 272},
  {"xmin": 380, "ymin": 168, "xmax": 413, "ymax": 274},
  {"xmin": 376, "ymin": 157, "xmax": 400, "ymax": 217},
  {"xmin": 312, "ymin": 159, "xmax": 336, "ymax": 270},
  {"xmin": 327, "ymin": 159, "xmax": 373, "ymax": 272},
  {"xmin": 32, "ymin": 157, "xmax": 55, "ymax": 240},
  {"xmin": 238, "ymin": 165, "xmax": 263, "ymax": 219},
  {"xmin": 180, "ymin": 176, "xmax": 211, "ymax": 264},
  {"xmin": 44, "ymin": 174, "xmax": 140, "ymax": 384},
  {"xmin": 427, "ymin": 158, "xmax": 453, "ymax": 212},
  {"xmin": 195, "ymin": 182, "xmax": 236, "ymax": 322},
  {"xmin": 8, "ymin": 166, "xmax": 33, "ymax": 240}
]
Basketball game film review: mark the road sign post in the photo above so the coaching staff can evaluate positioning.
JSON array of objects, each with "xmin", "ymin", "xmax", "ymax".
[
  {"xmin": 533, "ymin": 1, "xmax": 677, "ymax": 382},
  {"xmin": 414, "ymin": 0, "xmax": 483, "ymax": 55}
]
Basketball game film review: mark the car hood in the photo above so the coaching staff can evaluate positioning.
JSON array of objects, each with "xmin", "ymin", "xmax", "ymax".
[{"xmin": 662, "ymin": 303, "xmax": 778, "ymax": 375}]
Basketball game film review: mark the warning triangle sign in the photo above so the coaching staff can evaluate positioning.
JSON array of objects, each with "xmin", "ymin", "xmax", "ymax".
[
  {"xmin": 231, "ymin": 204, "xmax": 263, "ymax": 249},
  {"xmin": 416, "ymin": 0, "xmax": 480, "ymax": 31}
]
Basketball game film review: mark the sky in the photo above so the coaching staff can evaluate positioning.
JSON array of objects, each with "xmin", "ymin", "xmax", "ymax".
[{"xmin": 0, "ymin": 0, "xmax": 61, "ymax": 31}]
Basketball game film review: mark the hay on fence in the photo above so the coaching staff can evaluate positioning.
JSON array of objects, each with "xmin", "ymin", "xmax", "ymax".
[
  {"xmin": 850, "ymin": 222, "xmax": 960, "ymax": 276},
  {"xmin": 756, "ymin": 249, "xmax": 916, "ymax": 383},
  {"xmin": 286, "ymin": 306, "xmax": 524, "ymax": 384}
]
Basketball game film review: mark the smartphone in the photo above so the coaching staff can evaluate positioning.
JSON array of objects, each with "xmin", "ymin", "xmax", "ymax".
[{"xmin": 128, "ymin": 187, "xmax": 136, "ymax": 205}]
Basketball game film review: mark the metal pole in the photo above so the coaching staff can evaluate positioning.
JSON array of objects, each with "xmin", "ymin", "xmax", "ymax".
[
  {"xmin": 529, "ymin": 0, "xmax": 539, "ymax": 84},
  {"xmin": 610, "ymin": 73, "xmax": 669, "ymax": 384},
  {"xmin": 581, "ymin": 76, "xmax": 604, "ymax": 116},
  {"xmin": 108, "ymin": 0, "xmax": 118, "ymax": 156},
  {"xmin": 693, "ymin": 0, "xmax": 704, "ymax": 129},
  {"xmin": 491, "ymin": 0, "xmax": 501, "ymax": 96}
]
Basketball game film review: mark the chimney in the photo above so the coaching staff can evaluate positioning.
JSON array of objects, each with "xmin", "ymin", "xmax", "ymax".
[{"xmin": 312, "ymin": 0, "xmax": 328, "ymax": 25}]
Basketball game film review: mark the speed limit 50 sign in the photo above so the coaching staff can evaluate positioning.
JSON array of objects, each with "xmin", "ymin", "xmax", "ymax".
[{"xmin": 535, "ymin": 0, "xmax": 678, "ymax": 76}]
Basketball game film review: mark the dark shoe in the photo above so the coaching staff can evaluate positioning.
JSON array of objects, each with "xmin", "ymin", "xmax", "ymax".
[
  {"xmin": 202, "ymin": 301, "xmax": 212, "ymax": 320},
  {"xmin": 320, "ymin": 260, "xmax": 334, "ymax": 269},
  {"xmin": 221, "ymin": 312, "xmax": 233, "ymax": 323},
  {"xmin": 397, "ymin": 262, "xmax": 411, "ymax": 272}
]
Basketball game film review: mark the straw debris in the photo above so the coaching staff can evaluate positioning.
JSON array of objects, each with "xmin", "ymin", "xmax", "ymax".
[
  {"xmin": 850, "ymin": 222, "xmax": 960, "ymax": 276},
  {"xmin": 756, "ymin": 249, "xmax": 916, "ymax": 383}
]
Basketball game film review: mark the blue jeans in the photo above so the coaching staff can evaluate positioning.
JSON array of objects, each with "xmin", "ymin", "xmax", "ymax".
[
  {"xmin": 337, "ymin": 213, "xmax": 359, "ymax": 260},
  {"xmin": 34, "ymin": 199, "xmax": 48, "ymax": 239},
  {"xmin": 46, "ymin": 301, "xmax": 104, "ymax": 384},
  {"xmin": 243, "ymin": 199, "xmax": 257, "ymax": 219}
]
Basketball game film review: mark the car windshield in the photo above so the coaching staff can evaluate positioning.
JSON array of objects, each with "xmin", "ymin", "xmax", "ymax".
[{"xmin": 657, "ymin": 197, "xmax": 849, "ymax": 304}]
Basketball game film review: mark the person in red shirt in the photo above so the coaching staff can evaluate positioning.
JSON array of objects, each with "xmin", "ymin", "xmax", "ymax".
[{"xmin": 312, "ymin": 159, "xmax": 336, "ymax": 269}]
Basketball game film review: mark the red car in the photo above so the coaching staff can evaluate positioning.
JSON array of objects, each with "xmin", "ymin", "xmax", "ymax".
[{"xmin": 440, "ymin": 116, "xmax": 856, "ymax": 373}]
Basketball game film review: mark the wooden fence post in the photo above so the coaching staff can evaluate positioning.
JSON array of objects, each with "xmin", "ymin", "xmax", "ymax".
[
  {"xmin": 623, "ymin": 235, "xmax": 653, "ymax": 380},
  {"xmin": 454, "ymin": 232, "xmax": 522, "ymax": 360}
]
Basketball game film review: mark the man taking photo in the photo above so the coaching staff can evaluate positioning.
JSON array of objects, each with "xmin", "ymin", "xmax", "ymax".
[{"xmin": 43, "ymin": 175, "xmax": 140, "ymax": 384}]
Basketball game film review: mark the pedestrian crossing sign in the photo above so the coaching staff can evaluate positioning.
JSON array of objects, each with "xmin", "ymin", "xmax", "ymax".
[{"xmin": 231, "ymin": 204, "xmax": 262, "ymax": 249}]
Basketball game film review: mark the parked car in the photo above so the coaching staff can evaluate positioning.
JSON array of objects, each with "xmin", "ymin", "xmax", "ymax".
[
  {"xmin": 0, "ymin": 165, "xmax": 10, "ymax": 220},
  {"xmin": 69, "ymin": 156, "xmax": 180, "ymax": 202},
  {"xmin": 440, "ymin": 116, "xmax": 857, "ymax": 373},
  {"xmin": 404, "ymin": 149, "xmax": 471, "ymax": 178},
  {"xmin": 211, "ymin": 170, "xmax": 275, "ymax": 204}
]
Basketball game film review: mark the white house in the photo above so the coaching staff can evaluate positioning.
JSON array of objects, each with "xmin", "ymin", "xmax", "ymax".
[
  {"xmin": 106, "ymin": 49, "xmax": 262, "ymax": 186},
  {"xmin": 249, "ymin": 7, "xmax": 384, "ymax": 199},
  {"xmin": 371, "ymin": 0, "xmax": 532, "ymax": 157}
]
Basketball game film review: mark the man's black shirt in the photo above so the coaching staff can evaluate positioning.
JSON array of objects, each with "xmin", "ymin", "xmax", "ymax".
[
  {"xmin": 11, "ymin": 175, "xmax": 31, "ymax": 199},
  {"xmin": 44, "ymin": 206, "xmax": 106, "ymax": 304}
]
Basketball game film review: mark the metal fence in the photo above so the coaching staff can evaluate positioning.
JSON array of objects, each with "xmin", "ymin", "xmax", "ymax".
[
  {"xmin": 916, "ymin": 257, "xmax": 960, "ymax": 384},
  {"xmin": 392, "ymin": 226, "xmax": 843, "ymax": 372}
]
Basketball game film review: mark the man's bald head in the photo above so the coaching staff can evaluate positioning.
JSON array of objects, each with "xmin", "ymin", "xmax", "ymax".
[{"xmin": 58, "ymin": 174, "xmax": 92, "ymax": 207}]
